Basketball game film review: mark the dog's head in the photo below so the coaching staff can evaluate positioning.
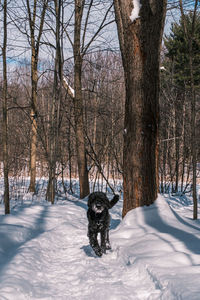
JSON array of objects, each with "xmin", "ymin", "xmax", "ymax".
[{"xmin": 88, "ymin": 192, "xmax": 110, "ymax": 214}]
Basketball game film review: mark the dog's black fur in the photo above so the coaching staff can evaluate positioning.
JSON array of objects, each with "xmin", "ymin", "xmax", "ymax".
[{"xmin": 87, "ymin": 192, "xmax": 119, "ymax": 257}]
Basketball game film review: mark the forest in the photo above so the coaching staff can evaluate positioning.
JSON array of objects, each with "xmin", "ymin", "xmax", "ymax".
[
  {"xmin": 1, "ymin": 1, "xmax": 200, "ymax": 299},
  {"xmin": 0, "ymin": 0, "xmax": 199, "ymax": 215}
]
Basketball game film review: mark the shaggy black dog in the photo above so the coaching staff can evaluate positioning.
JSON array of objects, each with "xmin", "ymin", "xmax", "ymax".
[{"xmin": 87, "ymin": 192, "xmax": 119, "ymax": 257}]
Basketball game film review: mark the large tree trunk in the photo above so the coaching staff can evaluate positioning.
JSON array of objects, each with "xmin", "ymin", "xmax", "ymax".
[
  {"xmin": 74, "ymin": 0, "xmax": 90, "ymax": 199},
  {"xmin": 114, "ymin": 0, "xmax": 167, "ymax": 217},
  {"xmin": 3, "ymin": 0, "xmax": 10, "ymax": 214}
]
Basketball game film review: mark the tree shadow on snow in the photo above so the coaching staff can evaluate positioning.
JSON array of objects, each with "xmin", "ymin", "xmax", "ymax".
[
  {"xmin": 142, "ymin": 205, "xmax": 200, "ymax": 261},
  {"xmin": 168, "ymin": 205, "xmax": 200, "ymax": 232},
  {"xmin": 66, "ymin": 197, "xmax": 88, "ymax": 211},
  {"xmin": 0, "ymin": 205, "xmax": 49, "ymax": 278}
]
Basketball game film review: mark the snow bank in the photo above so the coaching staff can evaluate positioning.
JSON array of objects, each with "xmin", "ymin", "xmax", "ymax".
[{"xmin": 111, "ymin": 195, "xmax": 200, "ymax": 299}]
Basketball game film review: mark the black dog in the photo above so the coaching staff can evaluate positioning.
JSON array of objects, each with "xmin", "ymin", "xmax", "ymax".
[{"xmin": 87, "ymin": 192, "xmax": 119, "ymax": 257}]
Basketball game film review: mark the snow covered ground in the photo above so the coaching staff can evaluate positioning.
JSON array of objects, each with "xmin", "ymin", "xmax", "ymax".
[{"xmin": 0, "ymin": 187, "xmax": 200, "ymax": 299}]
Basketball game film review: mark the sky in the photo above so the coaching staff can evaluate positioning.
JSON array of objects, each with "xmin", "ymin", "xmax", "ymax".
[{"xmin": 0, "ymin": 1, "xmax": 186, "ymax": 71}]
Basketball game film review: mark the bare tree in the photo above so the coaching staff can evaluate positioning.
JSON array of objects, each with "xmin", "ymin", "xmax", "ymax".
[
  {"xmin": 2, "ymin": 0, "xmax": 10, "ymax": 214},
  {"xmin": 72, "ymin": 0, "xmax": 90, "ymax": 198},
  {"xmin": 63, "ymin": 0, "xmax": 114, "ymax": 198},
  {"xmin": 46, "ymin": 0, "xmax": 63, "ymax": 204},
  {"xmin": 179, "ymin": 0, "xmax": 198, "ymax": 219},
  {"xmin": 114, "ymin": 0, "xmax": 167, "ymax": 216},
  {"xmin": 25, "ymin": 0, "xmax": 48, "ymax": 192}
]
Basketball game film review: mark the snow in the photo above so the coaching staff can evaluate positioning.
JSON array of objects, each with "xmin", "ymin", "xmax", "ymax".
[
  {"xmin": 130, "ymin": 0, "xmax": 141, "ymax": 22},
  {"xmin": 63, "ymin": 76, "xmax": 75, "ymax": 98},
  {"xmin": 0, "ymin": 187, "xmax": 200, "ymax": 299},
  {"xmin": 160, "ymin": 66, "xmax": 167, "ymax": 71}
]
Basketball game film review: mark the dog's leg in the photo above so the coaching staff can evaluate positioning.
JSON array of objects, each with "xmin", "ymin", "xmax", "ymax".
[
  {"xmin": 105, "ymin": 229, "xmax": 111, "ymax": 250},
  {"xmin": 100, "ymin": 230, "xmax": 107, "ymax": 254},
  {"xmin": 88, "ymin": 230, "xmax": 102, "ymax": 257}
]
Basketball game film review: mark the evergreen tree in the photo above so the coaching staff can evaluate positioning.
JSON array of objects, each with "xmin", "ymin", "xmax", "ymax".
[{"xmin": 164, "ymin": 12, "xmax": 200, "ymax": 88}]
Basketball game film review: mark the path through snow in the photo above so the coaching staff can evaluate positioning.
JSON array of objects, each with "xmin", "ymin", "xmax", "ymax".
[{"xmin": 0, "ymin": 193, "xmax": 200, "ymax": 299}]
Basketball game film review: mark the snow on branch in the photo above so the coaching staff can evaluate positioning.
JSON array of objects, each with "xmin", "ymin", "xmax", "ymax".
[
  {"xmin": 63, "ymin": 76, "xmax": 75, "ymax": 98},
  {"xmin": 130, "ymin": 0, "xmax": 141, "ymax": 22}
]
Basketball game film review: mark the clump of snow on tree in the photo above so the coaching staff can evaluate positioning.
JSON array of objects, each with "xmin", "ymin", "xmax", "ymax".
[
  {"xmin": 130, "ymin": 0, "xmax": 141, "ymax": 22},
  {"xmin": 63, "ymin": 76, "xmax": 75, "ymax": 98},
  {"xmin": 160, "ymin": 66, "xmax": 166, "ymax": 71}
]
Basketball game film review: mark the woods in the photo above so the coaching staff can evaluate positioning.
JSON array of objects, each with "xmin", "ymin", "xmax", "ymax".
[{"xmin": 0, "ymin": 1, "xmax": 199, "ymax": 217}]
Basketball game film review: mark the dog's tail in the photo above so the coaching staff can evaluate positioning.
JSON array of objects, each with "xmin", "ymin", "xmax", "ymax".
[{"xmin": 108, "ymin": 195, "xmax": 119, "ymax": 209}]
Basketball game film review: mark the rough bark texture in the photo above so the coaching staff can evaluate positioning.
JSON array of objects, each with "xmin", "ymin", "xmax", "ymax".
[
  {"xmin": 3, "ymin": 0, "xmax": 10, "ymax": 214},
  {"xmin": 74, "ymin": 0, "xmax": 90, "ymax": 199},
  {"xmin": 114, "ymin": 0, "xmax": 167, "ymax": 217}
]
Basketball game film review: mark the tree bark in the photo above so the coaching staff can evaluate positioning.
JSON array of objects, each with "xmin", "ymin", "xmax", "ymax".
[
  {"xmin": 46, "ymin": 0, "xmax": 62, "ymax": 204},
  {"xmin": 73, "ymin": 0, "xmax": 90, "ymax": 198},
  {"xmin": 174, "ymin": 94, "xmax": 183, "ymax": 193},
  {"xmin": 2, "ymin": 0, "xmax": 10, "ymax": 214},
  {"xmin": 114, "ymin": 0, "xmax": 167, "ymax": 216},
  {"xmin": 29, "ymin": 111, "xmax": 37, "ymax": 193},
  {"xmin": 27, "ymin": 0, "xmax": 47, "ymax": 193},
  {"xmin": 179, "ymin": 0, "xmax": 198, "ymax": 219}
]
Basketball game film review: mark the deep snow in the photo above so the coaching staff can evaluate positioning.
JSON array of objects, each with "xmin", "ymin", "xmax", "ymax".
[{"xmin": 0, "ymin": 189, "xmax": 200, "ymax": 300}]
